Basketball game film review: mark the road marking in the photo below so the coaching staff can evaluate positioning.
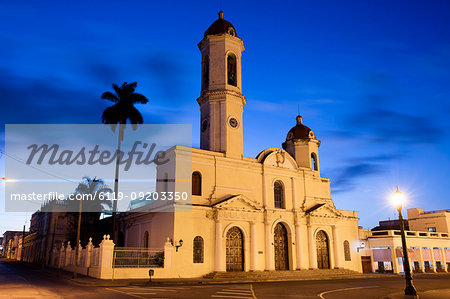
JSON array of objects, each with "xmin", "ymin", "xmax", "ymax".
[
  {"xmin": 211, "ymin": 284, "xmax": 257, "ymax": 299},
  {"xmin": 250, "ymin": 284, "xmax": 257, "ymax": 299},
  {"xmin": 211, "ymin": 296, "xmax": 254, "ymax": 299},
  {"xmin": 106, "ymin": 288, "xmax": 147, "ymax": 299},
  {"xmin": 318, "ymin": 286, "xmax": 379, "ymax": 299},
  {"xmin": 218, "ymin": 290, "xmax": 252, "ymax": 294},
  {"xmin": 122, "ymin": 288, "xmax": 177, "ymax": 292}
]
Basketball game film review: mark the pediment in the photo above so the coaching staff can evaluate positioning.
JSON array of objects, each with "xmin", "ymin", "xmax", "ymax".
[
  {"xmin": 306, "ymin": 203, "xmax": 343, "ymax": 217},
  {"xmin": 256, "ymin": 148, "xmax": 298, "ymax": 170},
  {"xmin": 212, "ymin": 194, "xmax": 263, "ymax": 211}
]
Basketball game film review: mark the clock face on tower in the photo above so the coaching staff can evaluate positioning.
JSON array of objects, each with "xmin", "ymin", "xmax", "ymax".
[
  {"xmin": 201, "ymin": 119, "xmax": 209, "ymax": 132},
  {"xmin": 228, "ymin": 117, "xmax": 239, "ymax": 128}
]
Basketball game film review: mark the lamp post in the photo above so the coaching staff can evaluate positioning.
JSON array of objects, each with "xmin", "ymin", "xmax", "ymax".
[{"xmin": 392, "ymin": 187, "xmax": 417, "ymax": 296}]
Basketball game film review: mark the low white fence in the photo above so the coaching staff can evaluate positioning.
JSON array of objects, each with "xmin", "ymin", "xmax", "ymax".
[{"xmin": 48, "ymin": 235, "xmax": 172, "ymax": 279}]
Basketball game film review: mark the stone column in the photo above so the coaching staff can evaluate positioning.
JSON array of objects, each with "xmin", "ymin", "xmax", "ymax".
[
  {"xmin": 86, "ymin": 238, "xmax": 93, "ymax": 268},
  {"xmin": 265, "ymin": 221, "xmax": 274, "ymax": 270},
  {"xmin": 58, "ymin": 246, "xmax": 65, "ymax": 268},
  {"xmin": 164, "ymin": 237, "xmax": 173, "ymax": 268},
  {"xmin": 389, "ymin": 246, "xmax": 399, "ymax": 274},
  {"xmin": 430, "ymin": 248, "xmax": 437, "ymax": 272},
  {"xmin": 291, "ymin": 177, "xmax": 298, "ymax": 209},
  {"xmin": 65, "ymin": 242, "xmax": 72, "ymax": 267},
  {"xmin": 77, "ymin": 241, "xmax": 82, "ymax": 266},
  {"xmin": 215, "ymin": 221, "xmax": 225, "ymax": 272},
  {"xmin": 99, "ymin": 234, "xmax": 115, "ymax": 279},
  {"xmin": 262, "ymin": 171, "xmax": 267, "ymax": 207},
  {"xmin": 308, "ymin": 225, "xmax": 317, "ymax": 269},
  {"xmin": 441, "ymin": 247, "xmax": 447, "ymax": 272},
  {"xmin": 295, "ymin": 222, "xmax": 303, "ymax": 270},
  {"xmin": 332, "ymin": 226, "xmax": 342, "ymax": 269},
  {"xmin": 250, "ymin": 222, "xmax": 258, "ymax": 271},
  {"xmin": 418, "ymin": 247, "xmax": 424, "ymax": 273}
]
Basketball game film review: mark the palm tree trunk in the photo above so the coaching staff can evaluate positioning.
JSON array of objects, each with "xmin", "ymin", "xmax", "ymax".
[{"xmin": 112, "ymin": 122, "xmax": 123, "ymax": 243}]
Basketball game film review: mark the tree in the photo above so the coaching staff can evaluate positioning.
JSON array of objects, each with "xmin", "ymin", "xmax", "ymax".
[
  {"xmin": 72, "ymin": 176, "xmax": 112, "ymax": 278},
  {"xmin": 101, "ymin": 82, "xmax": 149, "ymax": 243}
]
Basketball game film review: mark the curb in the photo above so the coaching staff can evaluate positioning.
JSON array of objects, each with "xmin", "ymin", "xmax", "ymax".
[{"xmin": 71, "ymin": 274, "xmax": 400, "ymax": 287}]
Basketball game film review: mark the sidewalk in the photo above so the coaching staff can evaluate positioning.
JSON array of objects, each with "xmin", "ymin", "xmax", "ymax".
[
  {"xmin": 69, "ymin": 272, "xmax": 450, "ymax": 288},
  {"xmin": 2, "ymin": 259, "xmax": 449, "ymax": 288},
  {"xmin": 383, "ymin": 288, "xmax": 450, "ymax": 299}
]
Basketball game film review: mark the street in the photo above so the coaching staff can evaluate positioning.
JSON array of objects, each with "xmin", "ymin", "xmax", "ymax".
[{"xmin": 1, "ymin": 260, "xmax": 449, "ymax": 299}]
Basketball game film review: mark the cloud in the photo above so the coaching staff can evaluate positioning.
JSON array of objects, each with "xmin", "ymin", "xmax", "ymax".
[
  {"xmin": 0, "ymin": 69, "xmax": 105, "ymax": 125},
  {"xmin": 331, "ymin": 154, "xmax": 397, "ymax": 193},
  {"xmin": 85, "ymin": 63, "xmax": 122, "ymax": 86},
  {"xmin": 349, "ymin": 107, "xmax": 443, "ymax": 144},
  {"xmin": 142, "ymin": 53, "xmax": 191, "ymax": 102},
  {"xmin": 341, "ymin": 71, "xmax": 448, "ymax": 145}
]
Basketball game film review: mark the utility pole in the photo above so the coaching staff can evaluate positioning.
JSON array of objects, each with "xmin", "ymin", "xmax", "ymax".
[
  {"xmin": 73, "ymin": 199, "xmax": 82, "ymax": 279},
  {"xmin": 20, "ymin": 224, "xmax": 25, "ymax": 262}
]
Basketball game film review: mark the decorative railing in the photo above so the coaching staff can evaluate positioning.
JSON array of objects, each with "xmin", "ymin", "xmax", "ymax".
[
  {"xmin": 113, "ymin": 247, "xmax": 164, "ymax": 268},
  {"xmin": 91, "ymin": 247, "xmax": 100, "ymax": 267},
  {"xmin": 370, "ymin": 230, "xmax": 450, "ymax": 239}
]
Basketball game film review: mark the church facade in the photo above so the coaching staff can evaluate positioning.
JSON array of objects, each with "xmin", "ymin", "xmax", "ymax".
[{"xmin": 121, "ymin": 12, "xmax": 363, "ymax": 277}]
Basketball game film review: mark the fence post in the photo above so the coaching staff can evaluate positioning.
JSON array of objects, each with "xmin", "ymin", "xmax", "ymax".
[
  {"xmin": 58, "ymin": 245, "xmax": 65, "ymax": 268},
  {"xmin": 65, "ymin": 242, "xmax": 72, "ymax": 267},
  {"xmin": 77, "ymin": 241, "xmax": 82, "ymax": 266},
  {"xmin": 86, "ymin": 237, "xmax": 93, "ymax": 268},
  {"xmin": 99, "ymin": 235, "xmax": 115, "ymax": 279},
  {"xmin": 164, "ymin": 237, "xmax": 173, "ymax": 269}
]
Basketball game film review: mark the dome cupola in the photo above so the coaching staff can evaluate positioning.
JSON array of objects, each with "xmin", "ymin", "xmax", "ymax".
[
  {"xmin": 285, "ymin": 115, "xmax": 315, "ymax": 141},
  {"xmin": 204, "ymin": 11, "xmax": 238, "ymax": 37},
  {"xmin": 282, "ymin": 115, "xmax": 321, "ymax": 172}
]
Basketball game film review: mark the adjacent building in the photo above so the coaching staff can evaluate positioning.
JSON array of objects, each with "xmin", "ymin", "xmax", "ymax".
[{"xmin": 359, "ymin": 208, "xmax": 450, "ymax": 274}]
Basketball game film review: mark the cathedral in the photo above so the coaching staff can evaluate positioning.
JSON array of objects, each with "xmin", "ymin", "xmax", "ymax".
[{"xmin": 121, "ymin": 11, "xmax": 362, "ymax": 277}]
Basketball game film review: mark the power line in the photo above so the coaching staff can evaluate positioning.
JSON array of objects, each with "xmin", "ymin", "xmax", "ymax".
[{"xmin": 0, "ymin": 150, "xmax": 77, "ymax": 183}]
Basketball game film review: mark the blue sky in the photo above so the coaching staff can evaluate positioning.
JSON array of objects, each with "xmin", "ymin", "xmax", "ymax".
[{"xmin": 1, "ymin": 0, "xmax": 450, "ymax": 234}]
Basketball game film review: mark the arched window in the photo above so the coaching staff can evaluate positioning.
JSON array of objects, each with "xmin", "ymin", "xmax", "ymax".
[
  {"xmin": 143, "ymin": 231, "xmax": 149, "ymax": 249},
  {"xmin": 274, "ymin": 181, "xmax": 285, "ymax": 209},
  {"xmin": 311, "ymin": 153, "xmax": 318, "ymax": 171},
  {"xmin": 193, "ymin": 236, "xmax": 204, "ymax": 263},
  {"xmin": 192, "ymin": 171, "xmax": 202, "ymax": 196},
  {"xmin": 227, "ymin": 53, "xmax": 237, "ymax": 86},
  {"xmin": 344, "ymin": 240, "xmax": 351, "ymax": 261},
  {"xmin": 202, "ymin": 55, "xmax": 209, "ymax": 90}
]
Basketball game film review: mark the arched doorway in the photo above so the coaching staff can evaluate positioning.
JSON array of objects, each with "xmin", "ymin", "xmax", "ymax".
[
  {"xmin": 274, "ymin": 222, "xmax": 289, "ymax": 270},
  {"xmin": 316, "ymin": 230, "xmax": 330, "ymax": 269},
  {"xmin": 226, "ymin": 226, "xmax": 244, "ymax": 272}
]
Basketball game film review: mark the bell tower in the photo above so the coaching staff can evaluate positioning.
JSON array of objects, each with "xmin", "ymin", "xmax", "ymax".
[
  {"xmin": 197, "ymin": 11, "xmax": 246, "ymax": 158},
  {"xmin": 282, "ymin": 115, "xmax": 321, "ymax": 174}
]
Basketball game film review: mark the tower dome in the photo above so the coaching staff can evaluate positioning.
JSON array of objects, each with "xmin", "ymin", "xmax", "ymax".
[
  {"xmin": 282, "ymin": 115, "xmax": 321, "ymax": 171},
  {"xmin": 285, "ymin": 115, "xmax": 314, "ymax": 141},
  {"xmin": 204, "ymin": 11, "xmax": 238, "ymax": 37}
]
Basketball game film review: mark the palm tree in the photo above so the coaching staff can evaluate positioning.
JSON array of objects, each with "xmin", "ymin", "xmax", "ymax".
[
  {"xmin": 101, "ymin": 82, "xmax": 149, "ymax": 243},
  {"xmin": 72, "ymin": 176, "xmax": 112, "ymax": 279}
]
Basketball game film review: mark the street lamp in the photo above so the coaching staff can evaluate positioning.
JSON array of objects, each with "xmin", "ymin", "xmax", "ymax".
[{"xmin": 392, "ymin": 186, "xmax": 417, "ymax": 296}]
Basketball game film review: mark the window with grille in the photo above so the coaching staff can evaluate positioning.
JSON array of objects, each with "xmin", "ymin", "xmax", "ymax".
[
  {"xmin": 227, "ymin": 54, "xmax": 237, "ymax": 86},
  {"xmin": 193, "ymin": 236, "xmax": 204, "ymax": 263},
  {"xmin": 274, "ymin": 181, "xmax": 285, "ymax": 209},
  {"xmin": 344, "ymin": 240, "xmax": 351, "ymax": 261},
  {"xmin": 143, "ymin": 231, "xmax": 149, "ymax": 249},
  {"xmin": 192, "ymin": 172, "xmax": 202, "ymax": 196}
]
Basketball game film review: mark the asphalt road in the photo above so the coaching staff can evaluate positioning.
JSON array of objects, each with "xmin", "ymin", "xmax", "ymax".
[{"xmin": 1, "ymin": 260, "xmax": 449, "ymax": 299}]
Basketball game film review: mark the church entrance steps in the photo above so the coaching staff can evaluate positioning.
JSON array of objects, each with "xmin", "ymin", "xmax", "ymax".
[{"xmin": 203, "ymin": 269, "xmax": 359, "ymax": 279}]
